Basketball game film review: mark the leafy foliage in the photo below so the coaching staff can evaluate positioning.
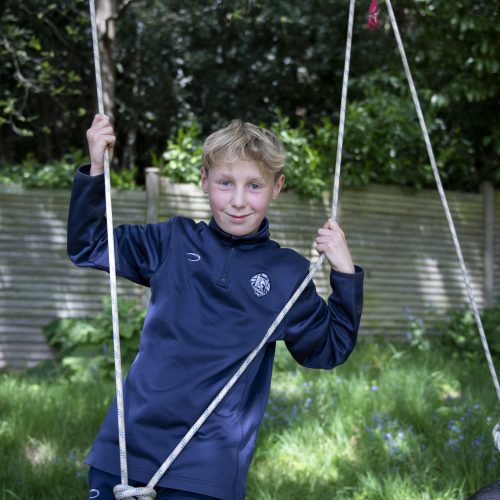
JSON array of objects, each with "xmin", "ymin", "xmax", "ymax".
[
  {"xmin": 0, "ymin": 151, "xmax": 140, "ymax": 190},
  {"xmin": 1, "ymin": 1, "xmax": 91, "ymax": 161},
  {"xmin": 43, "ymin": 295, "xmax": 146, "ymax": 382},
  {"xmin": 1, "ymin": 0, "xmax": 499, "ymax": 192},
  {"xmin": 155, "ymin": 109, "xmax": 477, "ymax": 197},
  {"xmin": 156, "ymin": 121, "xmax": 204, "ymax": 184},
  {"xmin": 436, "ymin": 303, "xmax": 500, "ymax": 361}
]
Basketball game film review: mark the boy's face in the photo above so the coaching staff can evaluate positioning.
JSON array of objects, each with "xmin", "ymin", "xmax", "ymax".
[{"xmin": 201, "ymin": 159, "xmax": 285, "ymax": 237}]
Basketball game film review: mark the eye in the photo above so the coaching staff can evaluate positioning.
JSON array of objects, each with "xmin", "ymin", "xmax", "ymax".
[
  {"xmin": 249, "ymin": 183, "xmax": 261, "ymax": 191},
  {"xmin": 218, "ymin": 179, "xmax": 233, "ymax": 188}
]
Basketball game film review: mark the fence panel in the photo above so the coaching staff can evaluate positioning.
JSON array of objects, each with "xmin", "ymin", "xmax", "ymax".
[
  {"xmin": 0, "ymin": 180, "xmax": 494, "ymax": 368},
  {"xmin": 0, "ymin": 185, "xmax": 147, "ymax": 368}
]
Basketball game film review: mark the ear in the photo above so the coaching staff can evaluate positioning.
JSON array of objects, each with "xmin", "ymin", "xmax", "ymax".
[
  {"xmin": 272, "ymin": 174, "xmax": 285, "ymax": 200},
  {"xmin": 200, "ymin": 167, "xmax": 208, "ymax": 194}
]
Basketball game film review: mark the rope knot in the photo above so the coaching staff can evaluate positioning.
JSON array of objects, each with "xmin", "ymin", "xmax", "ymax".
[
  {"xmin": 113, "ymin": 484, "xmax": 157, "ymax": 500},
  {"xmin": 493, "ymin": 422, "xmax": 500, "ymax": 452}
]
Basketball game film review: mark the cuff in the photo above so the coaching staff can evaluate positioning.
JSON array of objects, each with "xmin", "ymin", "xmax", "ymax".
[
  {"xmin": 76, "ymin": 163, "xmax": 105, "ymax": 181},
  {"xmin": 330, "ymin": 264, "xmax": 364, "ymax": 278},
  {"xmin": 329, "ymin": 264, "xmax": 364, "ymax": 288}
]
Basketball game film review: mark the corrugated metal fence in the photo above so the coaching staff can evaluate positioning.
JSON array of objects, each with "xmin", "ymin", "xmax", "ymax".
[{"xmin": 0, "ymin": 177, "xmax": 497, "ymax": 368}]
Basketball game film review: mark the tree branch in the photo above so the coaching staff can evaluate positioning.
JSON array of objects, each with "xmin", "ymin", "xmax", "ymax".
[
  {"xmin": 18, "ymin": 4, "xmax": 88, "ymax": 60},
  {"xmin": 105, "ymin": 0, "xmax": 145, "ymax": 33}
]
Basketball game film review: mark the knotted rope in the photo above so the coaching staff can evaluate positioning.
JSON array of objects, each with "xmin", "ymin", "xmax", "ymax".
[
  {"xmin": 113, "ymin": 484, "xmax": 156, "ymax": 500},
  {"xmin": 88, "ymin": 0, "xmax": 355, "ymax": 496},
  {"xmin": 384, "ymin": 0, "xmax": 500, "ymax": 450}
]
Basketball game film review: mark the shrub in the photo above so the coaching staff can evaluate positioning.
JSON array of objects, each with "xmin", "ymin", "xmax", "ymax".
[
  {"xmin": 156, "ymin": 105, "xmax": 476, "ymax": 198},
  {"xmin": 156, "ymin": 121, "xmax": 203, "ymax": 184},
  {"xmin": 0, "ymin": 151, "xmax": 141, "ymax": 190},
  {"xmin": 436, "ymin": 303, "xmax": 500, "ymax": 361},
  {"xmin": 155, "ymin": 113, "xmax": 332, "ymax": 198},
  {"xmin": 43, "ymin": 295, "xmax": 146, "ymax": 382}
]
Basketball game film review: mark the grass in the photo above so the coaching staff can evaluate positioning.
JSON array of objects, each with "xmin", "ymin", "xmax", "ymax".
[{"xmin": 0, "ymin": 340, "xmax": 497, "ymax": 499}]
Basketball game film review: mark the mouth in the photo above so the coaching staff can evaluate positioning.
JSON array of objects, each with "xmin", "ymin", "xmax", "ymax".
[{"xmin": 227, "ymin": 213, "xmax": 251, "ymax": 222}]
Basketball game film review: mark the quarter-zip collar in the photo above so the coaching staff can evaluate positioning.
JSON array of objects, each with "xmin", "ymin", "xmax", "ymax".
[{"xmin": 209, "ymin": 217, "xmax": 270, "ymax": 245}]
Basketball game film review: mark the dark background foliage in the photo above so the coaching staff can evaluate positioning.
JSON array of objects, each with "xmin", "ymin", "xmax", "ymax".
[{"xmin": 1, "ymin": 0, "xmax": 498, "ymax": 191}]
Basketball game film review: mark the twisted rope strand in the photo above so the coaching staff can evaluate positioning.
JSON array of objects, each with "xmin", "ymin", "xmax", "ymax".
[
  {"xmin": 89, "ymin": 0, "xmax": 129, "ymax": 487},
  {"xmin": 384, "ymin": 0, "xmax": 500, "ymax": 448}
]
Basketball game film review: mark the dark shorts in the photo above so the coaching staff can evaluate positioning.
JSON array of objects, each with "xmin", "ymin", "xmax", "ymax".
[{"xmin": 88, "ymin": 467, "xmax": 221, "ymax": 500}]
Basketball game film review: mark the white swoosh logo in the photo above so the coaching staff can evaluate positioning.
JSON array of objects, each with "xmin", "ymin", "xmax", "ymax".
[{"xmin": 186, "ymin": 253, "xmax": 201, "ymax": 262}]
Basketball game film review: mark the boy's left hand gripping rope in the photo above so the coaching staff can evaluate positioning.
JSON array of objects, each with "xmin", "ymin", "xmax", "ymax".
[{"xmin": 113, "ymin": 485, "xmax": 156, "ymax": 500}]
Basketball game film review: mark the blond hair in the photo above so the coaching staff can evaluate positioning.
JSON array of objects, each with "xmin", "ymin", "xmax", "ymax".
[{"xmin": 202, "ymin": 120, "xmax": 285, "ymax": 179}]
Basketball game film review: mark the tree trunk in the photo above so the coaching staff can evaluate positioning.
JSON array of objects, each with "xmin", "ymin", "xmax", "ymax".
[
  {"xmin": 122, "ymin": 127, "xmax": 137, "ymax": 170},
  {"xmin": 95, "ymin": 0, "xmax": 118, "ymax": 124},
  {"xmin": 121, "ymin": 18, "xmax": 143, "ymax": 170}
]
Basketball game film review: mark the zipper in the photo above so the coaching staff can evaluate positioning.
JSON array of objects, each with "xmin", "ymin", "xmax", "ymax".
[{"xmin": 217, "ymin": 245, "xmax": 236, "ymax": 288}]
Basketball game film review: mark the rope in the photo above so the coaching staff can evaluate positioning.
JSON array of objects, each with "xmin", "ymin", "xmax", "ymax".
[
  {"xmin": 113, "ymin": 485, "xmax": 156, "ymax": 500},
  {"xmin": 89, "ymin": 0, "xmax": 129, "ymax": 488},
  {"xmin": 88, "ymin": 0, "xmax": 356, "ymax": 496},
  {"xmin": 384, "ymin": 0, "xmax": 500, "ymax": 449},
  {"xmin": 493, "ymin": 423, "xmax": 500, "ymax": 452}
]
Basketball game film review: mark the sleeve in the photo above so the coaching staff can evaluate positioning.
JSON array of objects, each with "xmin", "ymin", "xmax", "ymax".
[
  {"xmin": 66, "ymin": 164, "xmax": 171, "ymax": 287},
  {"xmin": 283, "ymin": 265, "xmax": 364, "ymax": 370}
]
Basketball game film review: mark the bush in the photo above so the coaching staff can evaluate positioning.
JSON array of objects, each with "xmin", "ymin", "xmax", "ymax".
[
  {"xmin": 0, "ymin": 151, "xmax": 141, "ymax": 190},
  {"xmin": 155, "ymin": 121, "xmax": 203, "ymax": 184},
  {"xmin": 436, "ymin": 303, "xmax": 500, "ymax": 361},
  {"xmin": 155, "ymin": 113, "xmax": 333, "ymax": 198},
  {"xmin": 271, "ymin": 114, "xmax": 328, "ymax": 198},
  {"xmin": 43, "ymin": 295, "xmax": 146, "ymax": 382},
  {"xmin": 156, "ymin": 103, "xmax": 477, "ymax": 199}
]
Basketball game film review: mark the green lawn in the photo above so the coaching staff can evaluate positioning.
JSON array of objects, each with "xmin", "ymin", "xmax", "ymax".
[{"xmin": 0, "ymin": 340, "xmax": 497, "ymax": 499}]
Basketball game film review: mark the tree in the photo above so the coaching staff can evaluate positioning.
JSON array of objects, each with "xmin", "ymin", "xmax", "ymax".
[
  {"xmin": 95, "ymin": 0, "xmax": 118, "ymax": 123},
  {"xmin": 0, "ymin": 0, "xmax": 91, "ymax": 162},
  {"xmin": 1, "ymin": 0, "xmax": 498, "ymax": 192}
]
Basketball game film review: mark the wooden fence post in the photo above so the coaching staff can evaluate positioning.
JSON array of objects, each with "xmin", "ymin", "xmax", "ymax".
[
  {"xmin": 142, "ymin": 167, "xmax": 161, "ymax": 307},
  {"xmin": 482, "ymin": 181, "xmax": 494, "ymax": 308},
  {"xmin": 145, "ymin": 167, "xmax": 161, "ymax": 224}
]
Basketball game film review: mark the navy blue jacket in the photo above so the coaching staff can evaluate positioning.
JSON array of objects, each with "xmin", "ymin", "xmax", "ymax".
[{"xmin": 67, "ymin": 164, "xmax": 364, "ymax": 499}]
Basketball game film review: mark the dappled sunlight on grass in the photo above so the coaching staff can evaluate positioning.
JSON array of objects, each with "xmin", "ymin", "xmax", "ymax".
[
  {"xmin": 24, "ymin": 437, "xmax": 58, "ymax": 466},
  {"xmin": 0, "ymin": 340, "xmax": 497, "ymax": 499},
  {"xmin": 0, "ymin": 374, "xmax": 114, "ymax": 498},
  {"xmin": 248, "ymin": 340, "xmax": 498, "ymax": 499}
]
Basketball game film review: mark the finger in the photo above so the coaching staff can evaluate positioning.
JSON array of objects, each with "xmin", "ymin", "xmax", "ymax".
[
  {"xmin": 94, "ymin": 126, "xmax": 114, "ymax": 136},
  {"xmin": 87, "ymin": 127, "xmax": 116, "ymax": 141},
  {"xmin": 317, "ymin": 228, "xmax": 335, "ymax": 236},
  {"xmin": 97, "ymin": 134, "xmax": 116, "ymax": 147},
  {"xmin": 91, "ymin": 114, "xmax": 111, "ymax": 128},
  {"xmin": 316, "ymin": 237, "xmax": 335, "ymax": 246},
  {"xmin": 92, "ymin": 114, "xmax": 105, "ymax": 125},
  {"xmin": 325, "ymin": 217, "xmax": 343, "ymax": 229},
  {"xmin": 315, "ymin": 243, "xmax": 331, "ymax": 255},
  {"xmin": 319, "ymin": 219, "xmax": 341, "ymax": 231},
  {"xmin": 92, "ymin": 121, "xmax": 113, "ymax": 134},
  {"xmin": 317, "ymin": 227, "xmax": 344, "ymax": 239},
  {"xmin": 94, "ymin": 113, "xmax": 110, "ymax": 122}
]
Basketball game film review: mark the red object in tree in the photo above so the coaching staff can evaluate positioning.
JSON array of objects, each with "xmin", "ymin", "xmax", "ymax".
[{"xmin": 365, "ymin": 0, "xmax": 380, "ymax": 30}]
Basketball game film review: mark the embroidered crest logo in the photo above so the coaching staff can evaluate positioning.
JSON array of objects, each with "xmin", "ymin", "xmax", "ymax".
[{"xmin": 250, "ymin": 273, "xmax": 271, "ymax": 297}]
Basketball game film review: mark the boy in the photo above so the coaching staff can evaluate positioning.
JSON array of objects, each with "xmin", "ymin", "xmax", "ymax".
[{"xmin": 67, "ymin": 114, "xmax": 364, "ymax": 499}]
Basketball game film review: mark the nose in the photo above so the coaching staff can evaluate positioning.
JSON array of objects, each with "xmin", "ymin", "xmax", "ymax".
[{"xmin": 230, "ymin": 186, "xmax": 246, "ymax": 208}]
